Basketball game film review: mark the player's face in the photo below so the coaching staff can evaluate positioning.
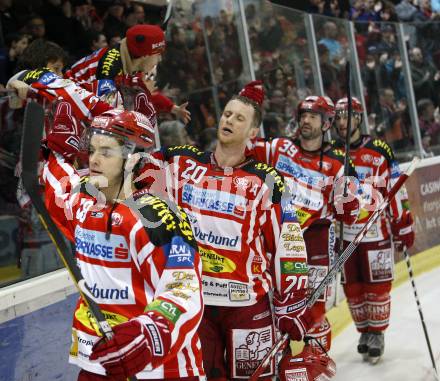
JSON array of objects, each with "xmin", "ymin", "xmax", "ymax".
[
  {"xmin": 218, "ymin": 99, "xmax": 259, "ymax": 145},
  {"xmin": 88, "ymin": 134, "xmax": 124, "ymax": 188},
  {"xmin": 299, "ymin": 111, "xmax": 323, "ymax": 140},
  {"xmin": 46, "ymin": 59, "xmax": 64, "ymax": 77},
  {"xmin": 334, "ymin": 112, "xmax": 360, "ymax": 138}
]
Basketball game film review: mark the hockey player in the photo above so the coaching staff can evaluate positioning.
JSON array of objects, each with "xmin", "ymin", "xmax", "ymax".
[
  {"xmin": 253, "ymin": 94, "xmax": 360, "ymax": 356},
  {"xmin": 137, "ymin": 81, "xmax": 311, "ymax": 380},
  {"xmin": 41, "ymin": 109, "xmax": 204, "ymax": 380},
  {"xmin": 65, "ymin": 24, "xmax": 190, "ymax": 126},
  {"xmin": 333, "ymin": 97, "xmax": 415, "ymax": 364}
]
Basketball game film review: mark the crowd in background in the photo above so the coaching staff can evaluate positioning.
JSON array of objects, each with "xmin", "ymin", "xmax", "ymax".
[{"xmin": 2, "ymin": 0, "xmax": 440, "ymax": 283}]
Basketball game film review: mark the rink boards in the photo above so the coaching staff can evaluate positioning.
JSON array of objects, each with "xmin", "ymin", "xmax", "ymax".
[
  {"xmin": 0, "ymin": 270, "xmax": 79, "ymax": 380},
  {"xmin": 1, "ymin": 156, "xmax": 440, "ymax": 380}
]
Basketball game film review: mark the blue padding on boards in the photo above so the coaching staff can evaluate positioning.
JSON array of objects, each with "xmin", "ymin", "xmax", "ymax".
[{"xmin": 0, "ymin": 294, "xmax": 79, "ymax": 381}]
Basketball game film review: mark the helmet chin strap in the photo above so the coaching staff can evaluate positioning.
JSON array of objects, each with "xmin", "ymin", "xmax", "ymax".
[{"xmin": 105, "ymin": 159, "xmax": 127, "ymax": 240}]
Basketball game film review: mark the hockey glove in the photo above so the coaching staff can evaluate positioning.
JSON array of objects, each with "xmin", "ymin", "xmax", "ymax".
[
  {"xmin": 89, "ymin": 312, "xmax": 171, "ymax": 380},
  {"xmin": 333, "ymin": 191, "xmax": 360, "ymax": 225},
  {"xmin": 47, "ymin": 101, "xmax": 82, "ymax": 161},
  {"xmin": 114, "ymin": 72, "xmax": 151, "ymax": 94},
  {"xmin": 273, "ymin": 291, "xmax": 311, "ymax": 342},
  {"xmin": 391, "ymin": 211, "xmax": 415, "ymax": 251}
]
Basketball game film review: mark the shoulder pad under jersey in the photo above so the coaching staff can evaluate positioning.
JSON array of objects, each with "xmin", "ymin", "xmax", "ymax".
[
  {"xmin": 326, "ymin": 148, "xmax": 358, "ymax": 177},
  {"xmin": 127, "ymin": 194, "xmax": 197, "ymax": 248},
  {"xmin": 242, "ymin": 161, "xmax": 285, "ymax": 203},
  {"xmin": 162, "ymin": 145, "xmax": 210, "ymax": 163},
  {"xmin": 368, "ymin": 138, "xmax": 395, "ymax": 164},
  {"xmin": 96, "ymin": 48, "xmax": 123, "ymax": 79},
  {"xmin": 330, "ymin": 138, "xmax": 345, "ymax": 149}
]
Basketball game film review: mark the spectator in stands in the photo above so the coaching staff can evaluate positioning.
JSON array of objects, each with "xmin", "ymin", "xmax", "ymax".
[
  {"xmin": 103, "ymin": 0, "xmax": 126, "ymax": 43},
  {"xmin": 263, "ymin": 112, "xmax": 285, "ymax": 138},
  {"xmin": 318, "ymin": 42, "xmax": 342, "ymax": 101},
  {"xmin": 376, "ymin": 24, "xmax": 398, "ymax": 56},
  {"xmin": 40, "ymin": 0, "xmax": 74, "ymax": 50},
  {"xmin": 198, "ymin": 126, "xmax": 217, "ymax": 151},
  {"xmin": 417, "ymin": 98, "xmax": 440, "ymax": 148},
  {"xmin": 318, "ymin": 21, "xmax": 343, "ymax": 65},
  {"xmin": 85, "ymin": 30, "xmax": 107, "ymax": 53},
  {"xmin": 26, "ymin": 15, "xmax": 46, "ymax": 40},
  {"xmin": 362, "ymin": 45, "xmax": 385, "ymax": 111},
  {"xmin": 124, "ymin": 3, "xmax": 145, "ymax": 28},
  {"xmin": 380, "ymin": 1, "xmax": 399, "ymax": 21},
  {"xmin": 4, "ymin": 33, "xmax": 29, "ymax": 80},
  {"xmin": 409, "ymin": 46, "xmax": 440, "ymax": 104},
  {"xmin": 258, "ymin": 15, "xmax": 283, "ymax": 53},
  {"xmin": 395, "ymin": 0, "xmax": 418, "ymax": 21},
  {"xmin": 159, "ymin": 120, "xmax": 194, "ymax": 146},
  {"xmin": 374, "ymin": 87, "xmax": 411, "ymax": 151},
  {"xmin": 0, "ymin": 0, "xmax": 17, "ymax": 46},
  {"xmin": 350, "ymin": 0, "xmax": 381, "ymax": 21}
]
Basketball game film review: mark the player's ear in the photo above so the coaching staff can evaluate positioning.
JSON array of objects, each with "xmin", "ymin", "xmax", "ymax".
[{"xmin": 249, "ymin": 125, "xmax": 259, "ymax": 140}]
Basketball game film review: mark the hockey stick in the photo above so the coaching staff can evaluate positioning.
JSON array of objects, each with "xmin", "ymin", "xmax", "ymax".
[
  {"xmin": 403, "ymin": 248, "xmax": 439, "ymax": 380},
  {"xmin": 335, "ymin": 62, "xmax": 353, "ymax": 306},
  {"xmin": 162, "ymin": 0, "xmax": 174, "ymax": 31},
  {"xmin": 20, "ymin": 102, "xmax": 137, "ymax": 381},
  {"xmin": 249, "ymin": 157, "xmax": 420, "ymax": 381}
]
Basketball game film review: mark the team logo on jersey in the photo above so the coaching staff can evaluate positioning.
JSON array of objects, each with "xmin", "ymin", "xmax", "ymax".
[
  {"xmin": 361, "ymin": 154, "xmax": 373, "ymax": 163},
  {"xmin": 111, "ymin": 212, "xmax": 123, "ymax": 226},
  {"xmin": 321, "ymin": 161, "xmax": 332, "ymax": 171},
  {"xmin": 234, "ymin": 177, "xmax": 250, "ymax": 190}
]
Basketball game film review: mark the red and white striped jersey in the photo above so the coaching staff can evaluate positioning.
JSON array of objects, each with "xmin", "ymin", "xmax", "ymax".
[
  {"xmin": 332, "ymin": 135, "xmax": 411, "ymax": 243},
  {"xmin": 14, "ymin": 68, "xmax": 110, "ymax": 123},
  {"xmin": 65, "ymin": 47, "xmax": 158, "ymax": 127},
  {"xmin": 253, "ymin": 138, "xmax": 359, "ymax": 230},
  {"xmin": 139, "ymin": 145, "xmax": 308, "ymax": 314},
  {"xmin": 42, "ymin": 152, "xmax": 204, "ymax": 379}
]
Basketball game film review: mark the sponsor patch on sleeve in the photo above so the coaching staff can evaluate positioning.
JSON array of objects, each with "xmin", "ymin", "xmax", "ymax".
[
  {"xmin": 145, "ymin": 299, "xmax": 183, "ymax": 325},
  {"xmin": 166, "ymin": 236, "xmax": 195, "ymax": 269}
]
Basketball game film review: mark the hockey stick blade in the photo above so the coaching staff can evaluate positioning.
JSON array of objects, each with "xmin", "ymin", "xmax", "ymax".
[
  {"xmin": 20, "ymin": 102, "xmax": 139, "ymax": 381},
  {"xmin": 250, "ymin": 157, "xmax": 420, "ymax": 381}
]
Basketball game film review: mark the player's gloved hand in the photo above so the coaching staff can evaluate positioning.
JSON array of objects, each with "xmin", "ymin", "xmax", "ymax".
[
  {"xmin": 114, "ymin": 72, "xmax": 151, "ymax": 94},
  {"xmin": 333, "ymin": 190, "xmax": 360, "ymax": 225},
  {"xmin": 391, "ymin": 211, "xmax": 415, "ymax": 251},
  {"xmin": 47, "ymin": 101, "xmax": 82, "ymax": 161},
  {"xmin": 89, "ymin": 312, "xmax": 171, "ymax": 380},
  {"xmin": 273, "ymin": 292, "xmax": 311, "ymax": 341}
]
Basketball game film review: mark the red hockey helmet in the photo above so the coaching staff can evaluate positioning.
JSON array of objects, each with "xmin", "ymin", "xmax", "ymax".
[
  {"xmin": 335, "ymin": 97, "xmax": 363, "ymax": 115},
  {"xmin": 87, "ymin": 110, "xmax": 156, "ymax": 155},
  {"xmin": 297, "ymin": 96, "xmax": 335, "ymax": 129},
  {"xmin": 278, "ymin": 344, "xmax": 336, "ymax": 381}
]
